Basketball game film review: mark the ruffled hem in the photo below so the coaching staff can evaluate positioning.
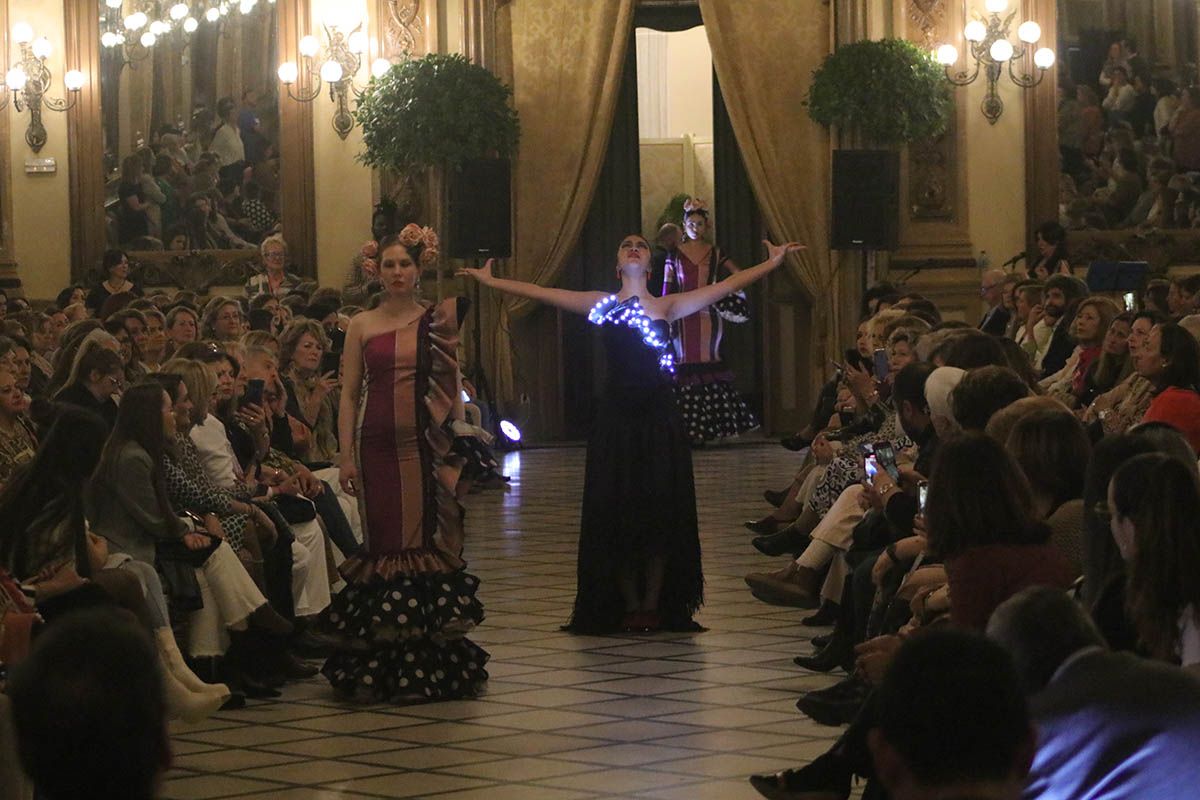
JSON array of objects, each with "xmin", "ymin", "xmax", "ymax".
[
  {"xmin": 673, "ymin": 380, "xmax": 758, "ymax": 442},
  {"xmin": 325, "ymin": 570, "xmax": 484, "ymax": 642},
  {"xmin": 339, "ymin": 549, "xmax": 463, "ymax": 582},
  {"xmin": 323, "ymin": 636, "xmax": 489, "ymax": 702},
  {"xmin": 713, "ymin": 291, "xmax": 750, "ymax": 323}
]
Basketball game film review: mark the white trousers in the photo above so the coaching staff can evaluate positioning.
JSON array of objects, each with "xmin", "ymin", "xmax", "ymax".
[
  {"xmin": 290, "ymin": 519, "xmax": 331, "ymax": 617},
  {"xmin": 187, "ymin": 540, "xmax": 268, "ymax": 658}
]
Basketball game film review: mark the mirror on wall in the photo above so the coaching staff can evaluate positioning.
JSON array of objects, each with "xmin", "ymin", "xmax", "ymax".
[
  {"xmin": 1055, "ymin": 0, "xmax": 1200, "ymax": 237},
  {"xmin": 98, "ymin": 0, "xmax": 281, "ymax": 253}
]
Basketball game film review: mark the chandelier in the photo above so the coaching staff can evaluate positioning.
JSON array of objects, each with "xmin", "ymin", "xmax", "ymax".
[
  {"xmin": 934, "ymin": 0, "xmax": 1055, "ymax": 125},
  {"xmin": 99, "ymin": 0, "xmax": 276, "ymax": 65}
]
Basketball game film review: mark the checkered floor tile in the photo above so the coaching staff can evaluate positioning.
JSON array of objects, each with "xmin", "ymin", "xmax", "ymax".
[{"xmin": 163, "ymin": 442, "xmax": 844, "ymax": 799}]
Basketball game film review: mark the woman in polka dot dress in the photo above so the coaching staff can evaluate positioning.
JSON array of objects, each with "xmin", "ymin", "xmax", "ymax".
[
  {"xmin": 661, "ymin": 198, "xmax": 758, "ymax": 445},
  {"xmin": 324, "ymin": 227, "xmax": 488, "ymax": 703}
]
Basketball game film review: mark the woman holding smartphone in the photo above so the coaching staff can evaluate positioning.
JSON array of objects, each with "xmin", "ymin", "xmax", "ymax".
[{"xmin": 280, "ymin": 319, "xmax": 339, "ymax": 464}]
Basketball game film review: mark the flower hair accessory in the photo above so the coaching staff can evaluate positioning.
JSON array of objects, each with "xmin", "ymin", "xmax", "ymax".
[
  {"xmin": 397, "ymin": 223, "xmax": 441, "ymax": 267},
  {"xmin": 683, "ymin": 197, "xmax": 709, "ymax": 219}
]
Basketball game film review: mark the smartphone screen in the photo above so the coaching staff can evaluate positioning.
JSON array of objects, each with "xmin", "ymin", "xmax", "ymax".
[
  {"xmin": 242, "ymin": 378, "xmax": 265, "ymax": 408},
  {"xmin": 1123, "ymin": 291, "xmax": 1135, "ymax": 312},
  {"xmin": 874, "ymin": 442, "xmax": 900, "ymax": 481},
  {"xmin": 319, "ymin": 351, "xmax": 341, "ymax": 377},
  {"xmin": 838, "ymin": 409, "xmax": 855, "ymax": 426},
  {"xmin": 858, "ymin": 442, "xmax": 876, "ymax": 458},
  {"xmin": 864, "ymin": 454, "xmax": 879, "ymax": 480},
  {"xmin": 918, "ymin": 480, "xmax": 929, "ymax": 514},
  {"xmin": 873, "ymin": 348, "xmax": 890, "ymax": 380}
]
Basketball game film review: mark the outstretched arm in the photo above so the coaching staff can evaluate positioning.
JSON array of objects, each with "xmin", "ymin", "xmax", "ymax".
[
  {"xmin": 458, "ymin": 260, "xmax": 608, "ymax": 316},
  {"xmin": 663, "ymin": 240, "xmax": 805, "ymax": 322}
]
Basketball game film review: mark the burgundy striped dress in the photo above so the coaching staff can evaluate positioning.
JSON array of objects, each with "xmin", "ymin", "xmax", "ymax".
[{"xmin": 322, "ymin": 297, "xmax": 488, "ymax": 702}]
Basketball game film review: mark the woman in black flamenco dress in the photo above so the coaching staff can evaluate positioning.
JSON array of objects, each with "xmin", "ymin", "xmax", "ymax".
[{"xmin": 460, "ymin": 235, "xmax": 804, "ymax": 633}]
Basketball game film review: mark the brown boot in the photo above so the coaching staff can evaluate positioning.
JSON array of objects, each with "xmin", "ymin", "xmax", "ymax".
[{"xmin": 745, "ymin": 562, "xmax": 821, "ymax": 608}]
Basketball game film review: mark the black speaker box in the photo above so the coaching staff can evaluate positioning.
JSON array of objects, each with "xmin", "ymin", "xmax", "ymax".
[
  {"xmin": 830, "ymin": 150, "xmax": 899, "ymax": 251},
  {"xmin": 448, "ymin": 158, "xmax": 513, "ymax": 259}
]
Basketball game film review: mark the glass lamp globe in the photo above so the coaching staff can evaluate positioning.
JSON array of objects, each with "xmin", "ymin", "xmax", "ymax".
[
  {"xmin": 101, "ymin": 31, "xmax": 119, "ymax": 47},
  {"xmin": 319, "ymin": 59, "xmax": 343, "ymax": 83},
  {"xmin": 205, "ymin": 8, "xmax": 220, "ymax": 22},
  {"xmin": 170, "ymin": 3, "xmax": 189, "ymax": 21},
  {"xmin": 371, "ymin": 58, "xmax": 391, "ymax": 79},
  {"xmin": 64, "ymin": 70, "xmax": 85, "ymax": 91},
  {"xmin": 12, "ymin": 22, "xmax": 33, "ymax": 44},
  {"xmin": 989, "ymin": 39, "xmax": 1014, "ymax": 62},
  {"xmin": 140, "ymin": 31, "xmax": 156, "ymax": 47},
  {"xmin": 5, "ymin": 67, "xmax": 26, "ymax": 91},
  {"xmin": 277, "ymin": 61, "xmax": 298, "ymax": 84},
  {"xmin": 1017, "ymin": 21, "xmax": 1041, "ymax": 44},
  {"xmin": 348, "ymin": 30, "xmax": 367, "ymax": 54},
  {"xmin": 964, "ymin": 21, "xmax": 986, "ymax": 42},
  {"xmin": 1033, "ymin": 48, "xmax": 1056, "ymax": 69},
  {"xmin": 149, "ymin": 20, "xmax": 167, "ymax": 36},
  {"xmin": 183, "ymin": 17, "xmax": 198, "ymax": 33},
  {"xmin": 985, "ymin": 0, "xmax": 1008, "ymax": 12},
  {"xmin": 31, "ymin": 37, "xmax": 51, "ymax": 59},
  {"xmin": 935, "ymin": 44, "xmax": 958, "ymax": 65},
  {"xmin": 105, "ymin": 0, "xmax": 123, "ymax": 7},
  {"xmin": 299, "ymin": 35, "xmax": 320, "ymax": 58}
]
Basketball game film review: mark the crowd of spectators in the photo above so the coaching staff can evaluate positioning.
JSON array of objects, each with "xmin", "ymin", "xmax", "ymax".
[
  {"xmin": 111, "ymin": 90, "xmax": 280, "ymax": 251},
  {"xmin": 0, "ymin": 234, "xmax": 506, "ymax": 799},
  {"xmin": 748, "ymin": 270, "xmax": 1200, "ymax": 798},
  {"xmin": 1059, "ymin": 37, "xmax": 1200, "ymax": 231}
]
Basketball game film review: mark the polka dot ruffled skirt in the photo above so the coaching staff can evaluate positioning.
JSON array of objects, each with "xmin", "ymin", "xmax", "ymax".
[{"xmin": 321, "ymin": 571, "xmax": 489, "ymax": 702}]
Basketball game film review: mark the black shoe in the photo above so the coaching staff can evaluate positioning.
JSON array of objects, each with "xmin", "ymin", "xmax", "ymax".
[
  {"xmin": 763, "ymin": 488, "xmax": 789, "ymax": 508},
  {"xmin": 219, "ymin": 692, "xmax": 247, "ymax": 711},
  {"xmin": 291, "ymin": 628, "xmax": 344, "ymax": 658},
  {"xmin": 280, "ymin": 651, "xmax": 320, "ymax": 680},
  {"xmin": 792, "ymin": 637, "xmax": 854, "ymax": 673},
  {"xmin": 752, "ymin": 528, "xmax": 810, "ymax": 557},
  {"xmin": 745, "ymin": 518, "xmax": 787, "ymax": 535},
  {"xmin": 780, "ymin": 434, "xmax": 812, "ymax": 452},
  {"xmin": 811, "ymin": 633, "xmax": 831, "ymax": 649},
  {"xmin": 802, "ymin": 602, "xmax": 838, "ymax": 627},
  {"xmin": 748, "ymin": 752, "xmax": 852, "ymax": 799},
  {"xmin": 797, "ymin": 678, "xmax": 869, "ymax": 726}
]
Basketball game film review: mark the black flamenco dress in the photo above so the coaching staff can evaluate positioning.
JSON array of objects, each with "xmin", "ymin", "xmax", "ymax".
[
  {"xmin": 322, "ymin": 297, "xmax": 488, "ymax": 702},
  {"xmin": 565, "ymin": 295, "xmax": 704, "ymax": 633}
]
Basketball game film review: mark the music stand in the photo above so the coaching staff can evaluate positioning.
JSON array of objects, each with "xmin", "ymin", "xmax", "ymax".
[{"xmin": 1085, "ymin": 260, "xmax": 1149, "ymax": 293}]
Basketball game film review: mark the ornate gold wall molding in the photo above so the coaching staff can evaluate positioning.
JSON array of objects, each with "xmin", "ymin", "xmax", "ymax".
[
  {"xmin": 0, "ymin": 0, "xmax": 16, "ymax": 287},
  {"xmin": 907, "ymin": 0, "xmax": 947, "ymax": 47},
  {"xmin": 384, "ymin": 1, "xmax": 423, "ymax": 61}
]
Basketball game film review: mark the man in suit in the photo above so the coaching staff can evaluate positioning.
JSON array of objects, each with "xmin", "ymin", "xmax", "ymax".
[
  {"xmin": 1035, "ymin": 274, "xmax": 1089, "ymax": 378},
  {"xmin": 979, "ymin": 269, "xmax": 1012, "ymax": 336},
  {"xmin": 988, "ymin": 586, "xmax": 1200, "ymax": 800}
]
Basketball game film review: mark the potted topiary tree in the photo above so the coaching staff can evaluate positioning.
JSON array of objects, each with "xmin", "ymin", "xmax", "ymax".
[
  {"xmin": 806, "ymin": 39, "xmax": 951, "ymax": 251},
  {"xmin": 355, "ymin": 53, "xmax": 520, "ymax": 257}
]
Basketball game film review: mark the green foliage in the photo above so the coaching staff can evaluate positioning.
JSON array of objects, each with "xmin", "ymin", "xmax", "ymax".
[
  {"xmin": 805, "ymin": 39, "xmax": 951, "ymax": 146},
  {"xmin": 355, "ymin": 53, "xmax": 520, "ymax": 173},
  {"xmin": 656, "ymin": 193, "xmax": 691, "ymax": 232}
]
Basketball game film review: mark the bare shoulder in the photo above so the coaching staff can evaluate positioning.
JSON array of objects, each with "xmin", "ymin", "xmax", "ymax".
[{"xmin": 638, "ymin": 294, "xmax": 672, "ymax": 321}]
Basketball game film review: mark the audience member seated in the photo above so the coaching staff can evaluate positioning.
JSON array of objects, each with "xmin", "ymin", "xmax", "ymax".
[
  {"xmin": 165, "ymin": 304, "xmax": 200, "ymax": 354},
  {"xmin": 988, "ymin": 587, "xmax": 1200, "ymax": 799},
  {"xmin": 245, "ymin": 234, "xmax": 301, "ymax": 298},
  {"xmin": 0, "ymin": 366, "xmax": 35, "ymax": 489},
  {"xmin": 949, "ymin": 365, "xmax": 1031, "ymax": 431},
  {"xmin": 86, "ymin": 249, "xmax": 142, "ymax": 316},
  {"xmin": 1040, "ymin": 297, "xmax": 1119, "ymax": 407},
  {"xmin": 202, "ymin": 297, "xmax": 245, "ymax": 342},
  {"xmin": 9, "ymin": 608, "xmax": 170, "ymax": 800},
  {"xmin": 52, "ymin": 341, "xmax": 123, "ymax": 429},
  {"xmin": 1134, "ymin": 321, "xmax": 1200, "ymax": 451},
  {"xmin": 1109, "ymin": 452, "xmax": 1200, "ymax": 666}
]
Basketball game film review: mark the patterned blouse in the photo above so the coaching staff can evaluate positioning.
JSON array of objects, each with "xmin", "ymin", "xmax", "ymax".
[
  {"xmin": 163, "ymin": 434, "xmax": 249, "ymax": 551},
  {"xmin": 0, "ymin": 418, "xmax": 36, "ymax": 490}
]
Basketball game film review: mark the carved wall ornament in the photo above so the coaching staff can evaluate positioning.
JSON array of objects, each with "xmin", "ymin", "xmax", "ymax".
[
  {"xmin": 385, "ymin": 0, "xmax": 422, "ymax": 62},
  {"xmin": 102, "ymin": 250, "xmax": 261, "ymax": 293},
  {"xmin": 909, "ymin": 113, "xmax": 956, "ymax": 220},
  {"xmin": 908, "ymin": 0, "xmax": 947, "ymax": 47}
]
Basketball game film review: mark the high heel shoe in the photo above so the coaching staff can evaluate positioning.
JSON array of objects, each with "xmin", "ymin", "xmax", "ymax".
[
  {"xmin": 763, "ymin": 488, "xmax": 789, "ymax": 508},
  {"xmin": 751, "ymin": 527, "xmax": 810, "ymax": 557},
  {"xmin": 744, "ymin": 517, "xmax": 787, "ymax": 535},
  {"xmin": 779, "ymin": 434, "xmax": 812, "ymax": 452},
  {"xmin": 802, "ymin": 602, "xmax": 839, "ymax": 627}
]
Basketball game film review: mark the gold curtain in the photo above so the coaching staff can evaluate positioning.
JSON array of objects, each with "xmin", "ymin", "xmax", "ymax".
[
  {"xmin": 485, "ymin": 0, "xmax": 634, "ymax": 402},
  {"xmin": 697, "ymin": 0, "xmax": 839, "ymax": 369}
]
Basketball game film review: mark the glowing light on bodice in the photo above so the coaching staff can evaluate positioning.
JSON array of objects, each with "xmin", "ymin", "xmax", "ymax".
[{"xmin": 587, "ymin": 295, "xmax": 676, "ymax": 374}]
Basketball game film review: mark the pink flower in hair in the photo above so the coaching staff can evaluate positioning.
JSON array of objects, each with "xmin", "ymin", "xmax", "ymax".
[
  {"xmin": 398, "ymin": 223, "xmax": 424, "ymax": 247},
  {"xmin": 361, "ymin": 240, "xmax": 378, "ymax": 258}
]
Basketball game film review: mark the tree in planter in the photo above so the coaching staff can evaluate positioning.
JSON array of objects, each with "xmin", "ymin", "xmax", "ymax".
[
  {"xmin": 805, "ymin": 38, "xmax": 951, "ymax": 147},
  {"xmin": 355, "ymin": 53, "xmax": 520, "ymax": 174}
]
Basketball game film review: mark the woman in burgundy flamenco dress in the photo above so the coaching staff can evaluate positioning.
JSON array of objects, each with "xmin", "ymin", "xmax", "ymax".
[{"xmin": 325, "ymin": 225, "xmax": 488, "ymax": 702}]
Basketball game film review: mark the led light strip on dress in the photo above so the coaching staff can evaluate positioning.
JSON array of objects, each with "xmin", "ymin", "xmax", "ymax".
[{"xmin": 587, "ymin": 295, "xmax": 676, "ymax": 374}]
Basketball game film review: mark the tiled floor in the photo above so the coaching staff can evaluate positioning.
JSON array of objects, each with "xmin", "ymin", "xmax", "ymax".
[{"xmin": 164, "ymin": 443, "xmax": 843, "ymax": 799}]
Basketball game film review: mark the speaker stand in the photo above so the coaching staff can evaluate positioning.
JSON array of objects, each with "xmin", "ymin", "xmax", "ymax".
[{"xmin": 469, "ymin": 259, "xmax": 503, "ymax": 443}]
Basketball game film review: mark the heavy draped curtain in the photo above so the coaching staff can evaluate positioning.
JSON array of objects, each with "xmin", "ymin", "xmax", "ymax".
[
  {"xmin": 486, "ymin": 0, "xmax": 634, "ymax": 402},
  {"xmin": 697, "ymin": 0, "xmax": 839, "ymax": 370}
]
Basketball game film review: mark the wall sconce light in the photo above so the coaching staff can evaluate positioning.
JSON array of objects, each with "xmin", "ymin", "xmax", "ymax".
[
  {"xmin": 1, "ymin": 23, "xmax": 85, "ymax": 152},
  {"xmin": 935, "ymin": 0, "xmax": 1054, "ymax": 125},
  {"xmin": 278, "ymin": 10, "xmax": 392, "ymax": 140}
]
